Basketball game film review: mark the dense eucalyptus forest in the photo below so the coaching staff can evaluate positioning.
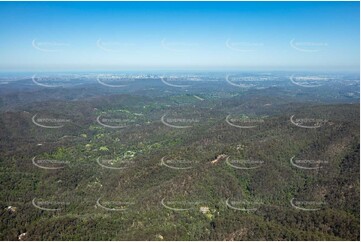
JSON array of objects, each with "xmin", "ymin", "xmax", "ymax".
[{"xmin": 0, "ymin": 72, "xmax": 359, "ymax": 240}]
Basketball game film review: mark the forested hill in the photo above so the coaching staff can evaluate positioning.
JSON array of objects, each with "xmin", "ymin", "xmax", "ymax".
[{"xmin": 0, "ymin": 76, "xmax": 359, "ymax": 240}]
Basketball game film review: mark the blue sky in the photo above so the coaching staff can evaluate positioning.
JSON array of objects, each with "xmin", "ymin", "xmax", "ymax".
[{"xmin": 0, "ymin": 1, "xmax": 359, "ymax": 71}]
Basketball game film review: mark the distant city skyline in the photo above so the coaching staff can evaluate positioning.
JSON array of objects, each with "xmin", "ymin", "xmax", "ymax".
[{"xmin": 0, "ymin": 1, "xmax": 359, "ymax": 71}]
